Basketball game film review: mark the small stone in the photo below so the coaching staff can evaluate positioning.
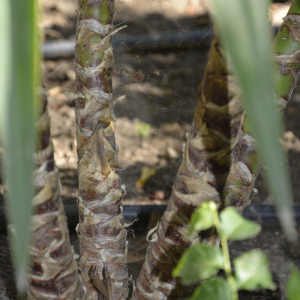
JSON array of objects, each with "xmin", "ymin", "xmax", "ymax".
[
  {"xmin": 148, "ymin": 190, "xmax": 165, "ymax": 200},
  {"xmin": 167, "ymin": 147, "xmax": 179, "ymax": 158}
]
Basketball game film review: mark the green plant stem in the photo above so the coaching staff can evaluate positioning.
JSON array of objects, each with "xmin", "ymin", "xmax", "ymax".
[{"xmin": 209, "ymin": 202, "xmax": 237, "ymax": 300}]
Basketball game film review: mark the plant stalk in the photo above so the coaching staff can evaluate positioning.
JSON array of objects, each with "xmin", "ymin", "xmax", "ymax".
[
  {"xmin": 2, "ymin": 0, "xmax": 38, "ymax": 292},
  {"xmin": 221, "ymin": 0, "xmax": 300, "ymax": 246},
  {"xmin": 135, "ymin": 36, "xmax": 244, "ymax": 299},
  {"xmin": 71, "ymin": 0, "xmax": 129, "ymax": 299},
  {"xmin": 209, "ymin": 202, "xmax": 237, "ymax": 300},
  {"xmin": 27, "ymin": 91, "xmax": 86, "ymax": 299}
]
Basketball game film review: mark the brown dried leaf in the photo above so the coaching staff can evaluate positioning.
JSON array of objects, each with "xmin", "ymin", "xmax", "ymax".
[{"xmin": 89, "ymin": 266, "xmax": 109, "ymax": 300}]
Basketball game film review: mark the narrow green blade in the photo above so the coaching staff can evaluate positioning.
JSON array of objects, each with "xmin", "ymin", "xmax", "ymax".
[
  {"xmin": 0, "ymin": 0, "xmax": 39, "ymax": 293},
  {"xmin": 210, "ymin": 0, "xmax": 297, "ymax": 243},
  {"xmin": 0, "ymin": 0, "xmax": 11, "ymax": 110}
]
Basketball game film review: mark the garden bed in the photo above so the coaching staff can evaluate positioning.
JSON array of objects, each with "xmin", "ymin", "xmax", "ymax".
[
  {"xmin": 0, "ymin": 204, "xmax": 299, "ymax": 299},
  {"xmin": 1, "ymin": 0, "xmax": 299, "ymax": 299}
]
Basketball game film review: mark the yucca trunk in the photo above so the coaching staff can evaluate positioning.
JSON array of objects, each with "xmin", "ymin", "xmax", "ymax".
[
  {"xmin": 221, "ymin": 126, "xmax": 261, "ymax": 212},
  {"xmin": 70, "ymin": 0, "xmax": 129, "ymax": 299},
  {"xmin": 135, "ymin": 3, "xmax": 300, "ymax": 298},
  {"xmin": 27, "ymin": 92, "xmax": 85, "ymax": 299},
  {"xmin": 222, "ymin": 0, "xmax": 300, "ymax": 212},
  {"xmin": 135, "ymin": 37, "xmax": 244, "ymax": 299}
]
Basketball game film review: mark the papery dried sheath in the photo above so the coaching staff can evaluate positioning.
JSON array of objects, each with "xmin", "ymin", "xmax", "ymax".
[
  {"xmin": 135, "ymin": 37, "xmax": 244, "ymax": 299},
  {"xmin": 73, "ymin": 0, "xmax": 129, "ymax": 299},
  {"xmin": 27, "ymin": 92, "xmax": 85, "ymax": 299}
]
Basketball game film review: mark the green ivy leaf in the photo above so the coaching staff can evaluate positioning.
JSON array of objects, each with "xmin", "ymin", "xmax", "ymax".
[
  {"xmin": 220, "ymin": 207, "xmax": 261, "ymax": 241},
  {"xmin": 188, "ymin": 202, "xmax": 214, "ymax": 237},
  {"xmin": 190, "ymin": 277, "xmax": 232, "ymax": 300},
  {"xmin": 234, "ymin": 249, "xmax": 275, "ymax": 290},
  {"xmin": 172, "ymin": 243, "xmax": 224, "ymax": 284},
  {"xmin": 286, "ymin": 264, "xmax": 300, "ymax": 300}
]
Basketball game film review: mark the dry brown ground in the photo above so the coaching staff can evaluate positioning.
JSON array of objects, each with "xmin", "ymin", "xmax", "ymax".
[
  {"xmin": 42, "ymin": 0, "xmax": 300, "ymax": 207},
  {"xmin": 1, "ymin": 1, "xmax": 299, "ymax": 299}
]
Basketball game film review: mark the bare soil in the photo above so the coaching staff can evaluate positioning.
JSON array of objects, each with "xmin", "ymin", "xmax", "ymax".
[{"xmin": 42, "ymin": 0, "xmax": 300, "ymax": 207}]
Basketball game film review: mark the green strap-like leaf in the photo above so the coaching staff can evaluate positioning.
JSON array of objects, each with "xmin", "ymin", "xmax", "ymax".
[
  {"xmin": 190, "ymin": 277, "xmax": 233, "ymax": 300},
  {"xmin": 233, "ymin": 249, "xmax": 275, "ymax": 290},
  {"xmin": 210, "ymin": 0, "xmax": 297, "ymax": 243},
  {"xmin": 220, "ymin": 207, "xmax": 261, "ymax": 241},
  {"xmin": 0, "ymin": 0, "xmax": 39, "ymax": 293},
  {"xmin": 172, "ymin": 243, "xmax": 224, "ymax": 284},
  {"xmin": 0, "ymin": 1, "xmax": 11, "ymax": 114}
]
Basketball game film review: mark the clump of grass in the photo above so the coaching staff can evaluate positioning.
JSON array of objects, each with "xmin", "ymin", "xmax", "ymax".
[{"xmin": 136, "ymin": 122, "xmax": 151, "ymax": 137}]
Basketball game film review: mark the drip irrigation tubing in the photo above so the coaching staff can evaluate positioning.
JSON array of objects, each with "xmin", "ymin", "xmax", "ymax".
[{"xmin": 42, "ymin": 26, "xmax": 280, "ymax": 60}]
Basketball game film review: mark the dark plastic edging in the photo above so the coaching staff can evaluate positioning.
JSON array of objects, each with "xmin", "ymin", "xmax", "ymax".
[
  {"xmin": 42, "ymin": 29, "xmax": 214, "ymax": 60},
  {"xmin": 0, "ymin": 203, "xmax": 297, "ymax": 234},
  {"xmin": 42, "ymin": 26, "xmax": 280, "ymax": 60}
]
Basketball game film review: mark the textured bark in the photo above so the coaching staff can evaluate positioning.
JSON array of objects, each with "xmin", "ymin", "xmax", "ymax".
[
  {"xmin": 135, "ymin": 37, "xmax": 244, "ymax": 299},
  {"xmin": 27, "ymin": 92, "xmax": 85, "ymax": 299},
  {"xmin": 70, "ymin": 0, "xmax": 129, "ymax": 299},
  {"xmin": 221, "ymin": 129, "xmax": 261, "ymax": 212},
  {"xmin": 222, "ymin": 0, "xmax": 300, "ymax": 212}
]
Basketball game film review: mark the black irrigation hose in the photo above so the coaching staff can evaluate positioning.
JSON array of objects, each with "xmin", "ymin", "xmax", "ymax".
[
  {"xmin": 58, "ymin": 204, "xmax": 300, "ymax": 234},
  {"xmin": 0, "ymin": 204, "xmax": 298, "ymax": 234},
  {"xmin": 42, "ymin": 26, "xmax": 280, "ymax": 60},
  {"xmin": 42, "ymin": 29, "xmax": 214, "ymax": 59}
]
